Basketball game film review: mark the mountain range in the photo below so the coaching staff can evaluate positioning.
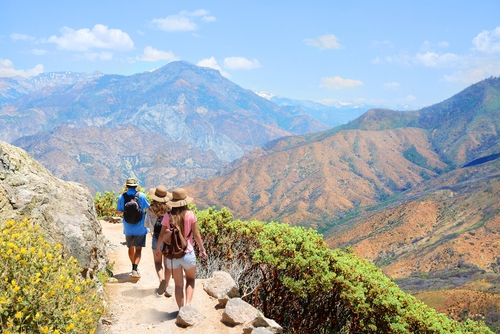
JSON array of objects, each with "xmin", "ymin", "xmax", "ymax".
[
  {"xmin": 1, "ymin": 61, "xmax": 336, "ymax": 192},
  {"xmin": 185, "ymin": 76, "xmax": 500, "ymax": 327},
  {"xmin": 1, "ymin": 62, "xmax": 500, "ymax": 326}
]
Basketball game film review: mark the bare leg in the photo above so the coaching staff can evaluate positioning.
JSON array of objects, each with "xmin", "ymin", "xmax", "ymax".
[
  {"xmin": 133, "ymin": 246, "xmax": 142, "ymax": 265},
  {"xmin": 161, "ymin": 254, "xmax": 172, "ymax": 297},
  {"xmin": 128, "ymin": 246, "xmax": 135, "ymax": 264},
  {"xmin": 184, "ymin": 266, "xmax": 196, "ymax": 306},
  {"xmin": 172, "ymin": 267, "xmax": 184, "ymax": 309},
  {"xmin": 153, "ymin": 248, "xmax": 164, "ymax": 282}
]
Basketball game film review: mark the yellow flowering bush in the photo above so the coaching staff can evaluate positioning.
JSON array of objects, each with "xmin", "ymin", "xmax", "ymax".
[{"xmin": 0, "ymin": 219, "xmax": 103, "ymax": 333}]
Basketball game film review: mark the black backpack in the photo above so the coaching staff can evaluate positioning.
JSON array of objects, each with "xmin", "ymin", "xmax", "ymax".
[
  {"xmin": 123, "ymin": 192, "xmax": 143, "ymax": 224},
  {"xmin": 153, "ymin": 216, "xmax": 163, "ymax": 239}
]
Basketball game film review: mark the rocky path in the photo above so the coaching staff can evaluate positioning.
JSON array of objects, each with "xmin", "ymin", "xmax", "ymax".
[{"xmin": 100, "ymin": 220, "xmax": 240, "ymax": 334}]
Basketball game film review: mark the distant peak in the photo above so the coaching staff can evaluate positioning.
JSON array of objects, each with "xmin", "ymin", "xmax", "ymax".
[{"xmin": 254, "ymin": 91, "xmax": 277, "ymax": 100}]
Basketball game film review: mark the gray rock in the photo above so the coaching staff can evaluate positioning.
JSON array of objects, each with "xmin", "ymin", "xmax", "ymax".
[
  {"xmin": 252, "ymin": 315, "xmax": 283, "ymax": 333},
  {"xmin": 176, "ymin": 305, "xmax": 205, "ymax": 328},
  {"xmin": 203, "ymin": 270, "xmax": 240, "ymax": 307},
  {"xmin": 0, "ymin": 141, "xmax": 107, "ymax": 276},
  {"xmin": 221, "ymin": 298, "xmax": 260, "ymax": 326},
  {"xmin": 252, "ymin": 327, "xmax": 274, "ymax": 334}
]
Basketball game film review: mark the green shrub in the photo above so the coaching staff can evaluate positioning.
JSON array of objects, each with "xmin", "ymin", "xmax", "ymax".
[
  {"xmin": 196, "ymin": 206, "xmax": 493, "ymax": 334},
  {"xmin": 94, "ymin": 191, "xmax": 118, "ymax": 218},
  {"xmin": 0, "ymin": 219, "xmax": 103, "ymax": 333}
]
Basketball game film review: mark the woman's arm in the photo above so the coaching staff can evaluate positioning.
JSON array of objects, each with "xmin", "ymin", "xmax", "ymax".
[{"xmin": 191, "ymin": 222, "xmax": 207, "ymax": 259}]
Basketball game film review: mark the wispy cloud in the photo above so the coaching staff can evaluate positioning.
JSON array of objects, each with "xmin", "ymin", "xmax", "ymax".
[
  {"xmin": 10, "ymin": 33, "xmax": 35, "ymax": 41},
  {"xmin": 197, "ymin": 57, "xmax": 230, "ymax": 77},
  {"xmin": 304, "ymin": 34, "xmax": 341, "ymax": 50},
  {"xmin": 45, "ymin": 24, "xmax": 134, "ymax": 51},
  {"xmin": 413, "ymin": 51, "xmax": 460, "ymax": 68},
  {"xmin": 371, "ymin": 40, "xmax": 394, "ymax": 48},
  {"xmin": 137, "ymin": 46, "xmax": 179, "ymax": 62},
  {"xmin": 150, "ymin": 9, "xmax": 216, "ymax": 32},
  {"xmin": 320, "ymin": 76, "xmax": 363, "ymax": 89},
  {"xmin": 30, "ymin": 49, "xmax": 47, "ymax": 56},
  {"xmin": 223, "ymin": 57, "xmax": 261, "ymax": 70},
  {"xmin": 420, "ymin": 40, "xmax": 449, "ymax": 52},
  {"xmin": 472, "ymin": 26, "xmax": 500, "ymax": 53},
  {"xmin": 0, "ymin": 59, "xmax": 43, "ymax": 77},
  {"xmin": 383, "ymin": 82, "xmax": 400, "ymax": 90}
]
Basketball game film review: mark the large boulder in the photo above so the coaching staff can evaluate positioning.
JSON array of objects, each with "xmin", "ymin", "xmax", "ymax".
[{"xmin": 0, "ymin": 141, "xmax": 107, "ymax": 276}]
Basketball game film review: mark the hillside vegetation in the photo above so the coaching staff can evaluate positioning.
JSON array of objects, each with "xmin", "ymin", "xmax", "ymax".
[{"xmin": 194, "ymin": 206, "xmax": 492, "ymax": 333}]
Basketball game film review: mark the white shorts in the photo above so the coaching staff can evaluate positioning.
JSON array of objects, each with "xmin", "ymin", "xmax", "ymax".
[{"xmin": 165, "ymin": 251, "xmax": 196, "ymax": 270}]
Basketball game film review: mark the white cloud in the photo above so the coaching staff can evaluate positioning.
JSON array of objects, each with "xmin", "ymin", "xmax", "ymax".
[
  {"xmin": 371, "ymin": 57, "xmax": 382, "ymax": 64},
  {"xmin": 383, "ymin": 82, "xmax": 400, "ymax": 90},
  {"xmin": 304, "ymin": 34, "xmax": 341, "ymax": 50},
  {"xmin": 137, "ymin": 46, "xmax": 179, "ymax": 62},
  {"xmin": 472, "ymin": 26, "xmax": 500, "ymax": 53},
  {"xmin": 420, "ymin": 41, "xmax": 432, "ymax": 52},
  {"xmin": 443, "ymin": 60, "xmax": 500, "ymax": 84},
  {"xmin": 383, "ymin": 52, "xmax": 412, "ymax": 66},
  {"xmin": 151, "ymin": 9, "xmax": 215, "ymax": 32},
  {"xmin": 10, "ymin": 33, "xmax": 35, "ymax": 41},
  {"xmin": 320, "ymin": 76, "xmax": 363, "ymax": 89},
  {"xmin": 420, "ymin": 40, "xmax": 450, "ymax": 52},
  {"xmin": 437, "ymin": 41, "xmax": 449, "ymax": 48},
  {"xmin": 414, "ymin": 51, "xmax": 459, "ymax": 68},
  {"xmin": 46, "ymin": 24, "xmax": 134, "ymax": 51},
  {"xmin": 30, "ymin": 49, "xmax": 47, "ymax": 55},
  {"xmin": 223, "ymin": 57, "xmax": 261, "ymax": 70},
  {"xmin": 197, "ymin": 57, "xmax": 230, "ymax": 77},
  {"xmin": 0, "ymin": 59, "xmax": 44, "ymax": 78},
  {"xmin": 201, "ymin": 15, "xmax": 216, "ymax": 23}
]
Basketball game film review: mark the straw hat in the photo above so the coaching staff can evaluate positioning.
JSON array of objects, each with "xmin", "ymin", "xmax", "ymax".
[
  {"xmin": 148, "ymin": 185, "xmax": 172, "ymax": 203},
  {"xmin": 167, "ymin": 188, "xmax": 193, "ymax": 207}
]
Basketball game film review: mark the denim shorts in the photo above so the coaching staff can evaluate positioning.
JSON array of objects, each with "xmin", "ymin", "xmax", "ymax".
[
  {"xmin": 151, "ymin": 236, "xmax": 159, "ymax": 250},
  {"xmin": 125, "ymin": 234, "xmax": 146, "ymax": 248},
  {"xmin": 165, "ymin": 250, "xmax": 196, "ymax": 270}
]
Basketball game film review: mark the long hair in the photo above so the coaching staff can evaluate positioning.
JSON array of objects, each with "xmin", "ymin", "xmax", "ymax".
[
  {"xmin": 149, "ymin": 201, "xmax": 168, "ymax": 219},
  {"xmin": 169, "ymin": 205, "xmax": 189, "ymax": 236}
]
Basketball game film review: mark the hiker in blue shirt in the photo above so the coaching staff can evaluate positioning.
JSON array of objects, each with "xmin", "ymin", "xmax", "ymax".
[{"xmin": 116, "ymin": 177, "xmax": 150, "ymax": 278}]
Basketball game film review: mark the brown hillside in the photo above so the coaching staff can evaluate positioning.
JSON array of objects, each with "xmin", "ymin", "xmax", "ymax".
[
  {"xmin": 324, "ymin": 158, "xmax": 500, "ymax": 279},
  {"xmin": 187, "ymin": 127, "xmax": 447, "ymax": 228}
]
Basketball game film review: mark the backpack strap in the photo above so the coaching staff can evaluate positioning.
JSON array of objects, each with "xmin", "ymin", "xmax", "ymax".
[{"xmin": 134, "ymin": 192, "xmax": 142, "ymax": 210}]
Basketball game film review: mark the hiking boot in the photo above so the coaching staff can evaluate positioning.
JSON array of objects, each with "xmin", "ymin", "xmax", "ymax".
[
  {"xmin": 131, "ymin": 270, "xmax": 141, "ymax": 278},
  {"xmin": 158, "ymin": 279, "xmax": 166, "ymax": 295}
]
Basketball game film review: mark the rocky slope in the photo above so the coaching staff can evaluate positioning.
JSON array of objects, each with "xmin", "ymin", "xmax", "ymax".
[
  {"xmin": 0, "ymin": 141, "xmax": 107, "ymax": 275},
  {"xmin": 13, "ymin": 125, "xmax": 227, "ymax": 193}
]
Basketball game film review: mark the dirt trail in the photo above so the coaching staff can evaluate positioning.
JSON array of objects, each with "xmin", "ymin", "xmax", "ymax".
[{"xmin": 100, "ymin": 220, "xmax": 240, "ymax": 334}]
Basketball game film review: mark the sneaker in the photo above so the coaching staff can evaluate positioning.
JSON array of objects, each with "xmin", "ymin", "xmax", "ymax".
[
  {"xmin": 164, "ymin": 285, "xmax": 173, "ymax": 297},
  {"xmin": 158, "ymin": 279, "xmax": 166, "ymax": 294},
  {"xmin": 131, "ymin": 270, "xmax": 141, "ymax": 278}
]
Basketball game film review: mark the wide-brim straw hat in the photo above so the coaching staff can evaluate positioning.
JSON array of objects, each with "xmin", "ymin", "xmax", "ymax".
[
  {"xmin": 167, "ymin": 188, "xmax": 193, "ymax": 207},
  {"xmin": 125, "ymin": 177, "xmax": 138, "ymax": 187},
  {"xmin": 148, "ymin": 185, "xmax": 172, "ymax": 203}
]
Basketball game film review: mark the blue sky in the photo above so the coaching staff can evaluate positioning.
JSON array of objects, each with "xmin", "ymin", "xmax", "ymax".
[{"xmin": 1, "ymin": 1, "xmax": 499, "ymax": 110}]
